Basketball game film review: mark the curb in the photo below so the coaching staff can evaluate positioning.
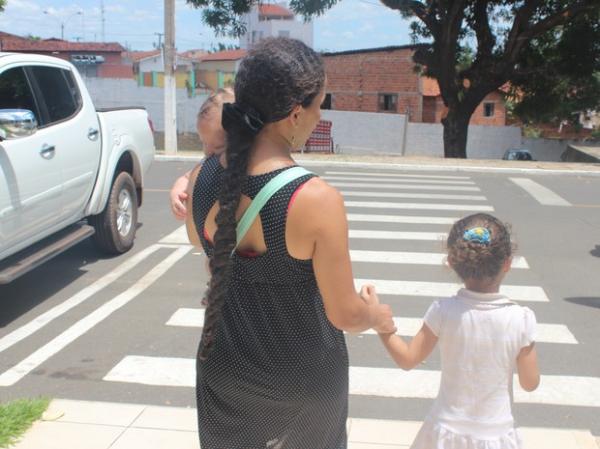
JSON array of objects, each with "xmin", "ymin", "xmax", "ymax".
[{"xmin": 153, "ymin": 154, "xmax": 600, "ymax": 177}]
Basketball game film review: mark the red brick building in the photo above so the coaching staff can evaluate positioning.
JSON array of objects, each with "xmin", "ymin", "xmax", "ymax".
[
  {"xmin": 322, "ymin": 45, "xmax": 507, "ymax": 126},
  {"xmin": 0, "ymin": 31, "xmax": 131, "ymax": 78}
]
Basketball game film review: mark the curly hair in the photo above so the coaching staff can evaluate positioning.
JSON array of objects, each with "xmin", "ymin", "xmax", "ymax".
[
  {"xmin": 446, "ymin": 213, "xmax": 513, "ymax": 281},
  {"xmin": 199, "ymin": 38, "xmax": 325, "ymax": 360}
]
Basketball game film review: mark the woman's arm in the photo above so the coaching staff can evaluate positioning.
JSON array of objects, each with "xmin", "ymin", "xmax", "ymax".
[{"xmin": 293, "ymin": 179, "xmax": 396, "ymax": 334}]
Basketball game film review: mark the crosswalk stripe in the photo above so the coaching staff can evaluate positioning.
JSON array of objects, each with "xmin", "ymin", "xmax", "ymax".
[
  {"xmin": 325, "ymin": 171, "xmax": 472, "ymax": 180},
  {"xmin": 104, "ymin": 356, "xmax": 599, "ymax": 407},
  {"xmin": 341, "ymin": 191, "xmax": 487, "ymax": 201},
  {"xmin": 325, "ymin": 176, "xmax": 476, "ymax": 185},
  {"xmin": 0, "ymin": 246, "xmax": 192, "ymax": 387},
  {"xmin": 166, "ymin": 308, "xmax": 577, "ymax": 344},
  {"xmin": 159, "ymin": 226, "xmax": 190, "ymax": 245},
  {"xmin": 0, "ymin": 244, "xmax": 164, "ymax": 355},
  {"xmin": 349, "ymin": 249, "xmax": 530, "ymax": 269},
  {"xmin": 354, "ymin": 279, "xmax": 550, "ymax": 302},
  {"xmin": 345, "ymin": 200, "xmax": 494, "ymax": 212},
  {"xmin": 347, "ymin": 214, "xmax": 458, "ymax": 225},
  {"xmin": 509, "ymin": 178, "xmax": 572, "ymax": 206},
  {"xmin": 331, "ymin": 182, "xmax": 481, "ymax": 191},
  {"xmin": 349, "ymin": 230, "xmax": 447, "ymax": 241}
]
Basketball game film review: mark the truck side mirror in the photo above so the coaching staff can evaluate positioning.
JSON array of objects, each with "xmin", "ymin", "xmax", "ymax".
[{"xmin": 0, "ymin": 109, "xmax": 38, "ymax": 140}]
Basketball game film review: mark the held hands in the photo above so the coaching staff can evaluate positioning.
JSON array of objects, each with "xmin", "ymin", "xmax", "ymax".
[
  {"xmin": 170, "ymin": 174, "xmax": 190, "ymax": 220},
  {"xmin": 360, "ymin": 284, "xmax": 396, "ymax": 335}
]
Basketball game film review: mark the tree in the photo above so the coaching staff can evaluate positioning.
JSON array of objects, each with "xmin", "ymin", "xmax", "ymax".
[
  {"xmin": 210, "ymin": 42, "xmax": 241, "ymax": 53},
  {"xmin": 0, "ymin": 0, "xmax": 5, "ymax": 12},
  {"xmin": 508, "ymin": 9, "xmax": 600, "ymax": 126},
  {"xmin": 188, "ymin": 0, "xmax": 600, "ymax": 158}
]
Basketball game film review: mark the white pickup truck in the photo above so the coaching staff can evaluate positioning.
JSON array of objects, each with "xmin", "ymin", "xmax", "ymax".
[{"xmin": 0, "ymin": 52, "xmax": 155, "ymax": 284}]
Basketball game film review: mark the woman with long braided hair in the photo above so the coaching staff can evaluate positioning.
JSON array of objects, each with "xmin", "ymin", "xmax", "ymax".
[{"xmin": 185, "ymin": 37, "xmax": 395, "ymax": 449}]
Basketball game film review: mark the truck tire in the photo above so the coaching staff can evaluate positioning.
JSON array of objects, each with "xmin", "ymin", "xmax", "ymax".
[{"xmin": 89, "ymin": 171, "xmax": 138, "ymax": 255}]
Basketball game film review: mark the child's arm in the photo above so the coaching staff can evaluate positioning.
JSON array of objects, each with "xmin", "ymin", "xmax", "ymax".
[
  {"xmin": 185, "ymin": 164, "xmax": 203, "ymax": 248},
  {"xmin": 516, "ymin": 307, "xmax": 540, "ymax": 391},
  {"xmin": 361, "ymin": 286, "xmax": 438, "ymax": 370},
  {"xmin": 378, "ymin": 325, "xmax": 438, "ymax": 371},
  {"xmin": 517, "ymin": 343, "xmax": 539, "ymax": 391}
]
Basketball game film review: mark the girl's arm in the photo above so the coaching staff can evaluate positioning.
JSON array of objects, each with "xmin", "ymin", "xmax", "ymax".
[
  {"xmin": 184, "ymin": 164, "xmax": 203, "ymax": 248},
  {"xmin": 517, "ymin": 343, "xmax": 540, "ymax": 391},
  {"xmin": 362, "ymin": 286, "xmax": 438, "ymax": 370},
  {"xmin": 170, "ymin": 169, "xmax": 193, "ymax": 220},
  {"xmin": 378, "ymin": 325, "xmax": 438, "ymax": 371}
]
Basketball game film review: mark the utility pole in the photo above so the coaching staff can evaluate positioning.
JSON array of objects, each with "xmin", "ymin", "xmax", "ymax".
[
  {"xmin": 164, "ymin": 0, "xmax": 177, "ymax": 154},
  {"xmin": 101, "ymin": 0, "xmax": 106, "ymax": 42},
  {"xmin": 154, "ymin": 32, "xmax": 164, "ymax": 49}
]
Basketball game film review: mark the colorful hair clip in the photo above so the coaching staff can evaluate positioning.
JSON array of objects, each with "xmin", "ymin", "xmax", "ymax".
[{"xmin": 463, "ymin": 227, "xmax": 491, "ymax": 245}]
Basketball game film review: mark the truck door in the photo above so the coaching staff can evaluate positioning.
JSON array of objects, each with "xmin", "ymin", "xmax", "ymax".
[
  {"xmin": 26, "ymin": 65, "xmax": 100, "ymax": 223},
  {"xmin": 0, "ymin": 65, "xmax": 62, "ymax": 254}
]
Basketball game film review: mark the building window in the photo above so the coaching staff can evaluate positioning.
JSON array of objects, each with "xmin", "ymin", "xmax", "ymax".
[
  {"xmin": 378, "ymin": 93, "xmax": 398, "ymax": 112},
  {"xmin": 321, "ymin": 93, "xmax": 332, "ymax": 110},
  {"xmin": 484, "ymin": 102, "xmax": 495, "ymax": 117},
  {"xmin": 278, "ymin": 30, "xmax": 290, "ymax": 38}
]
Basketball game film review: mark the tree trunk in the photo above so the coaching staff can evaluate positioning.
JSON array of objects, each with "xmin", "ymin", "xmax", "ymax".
[{"xmin": 442, "ymin": 109, "xmax": 471, "ymax": 158}]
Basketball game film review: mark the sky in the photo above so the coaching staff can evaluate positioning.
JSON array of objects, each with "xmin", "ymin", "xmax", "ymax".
[{"xmin": 0, "ymin": 0, "xmax": 414, "ymax": 52}]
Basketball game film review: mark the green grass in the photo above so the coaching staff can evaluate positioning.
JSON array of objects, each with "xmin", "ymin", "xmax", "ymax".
[{"xmin": 0, "ymin": 398, "xmax": 50, "ymax": 448}]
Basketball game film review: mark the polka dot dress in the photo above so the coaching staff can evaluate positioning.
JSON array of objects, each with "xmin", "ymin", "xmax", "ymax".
[{"xmin": 192, "ymin": 155, "xmax": 349, "ymax": 449}]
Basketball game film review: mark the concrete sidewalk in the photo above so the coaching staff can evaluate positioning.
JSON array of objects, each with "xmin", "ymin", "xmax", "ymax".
[
  {"xmin": 10, "ymin": 399, "xmax": 600, "ymax": 449},
  {"xmin": 154, "ymin": 150, "xmax": 600, "ymax": 175}
]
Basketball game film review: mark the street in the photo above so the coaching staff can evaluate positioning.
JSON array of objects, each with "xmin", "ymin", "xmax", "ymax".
[{"xmin": 1, "ymin": 160, "xmax": 599, "ymax": 436}]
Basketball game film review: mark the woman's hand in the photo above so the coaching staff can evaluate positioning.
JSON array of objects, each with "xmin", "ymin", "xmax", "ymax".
[
  {"xmin": 170, "ymin": 173, "xmax": 191, "ymax": 220},
  {"xmin": 360, "ymin": 285, "xmax": 396, "ymax": 335}
]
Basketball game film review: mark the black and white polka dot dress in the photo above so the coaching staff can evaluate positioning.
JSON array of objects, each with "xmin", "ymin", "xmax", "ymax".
[{"xmin": 192, "ymin": 155, "xmax": 349, "ymax": 449}]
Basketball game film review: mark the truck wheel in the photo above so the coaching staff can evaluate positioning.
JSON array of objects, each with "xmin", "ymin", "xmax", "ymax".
[{"xmin": 89, "ymin": 171, "xmax": 138, "ymax": 255}]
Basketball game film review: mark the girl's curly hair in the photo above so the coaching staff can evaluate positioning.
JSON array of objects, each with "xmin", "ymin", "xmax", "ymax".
[{"xmin": 447, "ymin": 213, "xmax": 514, "ymax": 281}]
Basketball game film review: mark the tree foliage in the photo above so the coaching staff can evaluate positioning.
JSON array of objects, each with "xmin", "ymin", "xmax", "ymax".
[{"xmin": 187, "ymin": 0, "xmax": 600, "ymax": 157}]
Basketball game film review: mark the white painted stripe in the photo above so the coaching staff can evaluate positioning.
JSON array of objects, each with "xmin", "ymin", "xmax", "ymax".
[
  {"xmin": 349, "ymin": 250, "xmax": 529, "ymax": 269},
  {"xmin": 166, "ymin": 308, "xmax": 204, "ymax": 328},
  {"xmin": 159, "ymin": 226, "xmax": 190, "ymax": 244},
  {"xmin": 354, "ymin": 279, "xmax": 549, "ymax": 302},
  {"xmin": 341, "ymin": 191, "xmax": 487, "ymax": 201},
  {"xmin": 330, "ymin": 182, "xmax": 481, "ymax": 192},
  {"xmin": 167, "ymin": 309, "xmax": 576, "ymax": 344},
  {"xmin": 0, "ymin": 244, "xmax": 163, "ymax": 354},
  {"xmin": 509, "ymin": 178, "xmax": 572, "ymax": 206},
  {"xmin": 350, "ymin": 367, "xmax": 600, "ymax": 407},
  {"xmin": 0, "ymin": 246, "xmax": 191, "ymax": 387},
  {"xmin": 325, "ymin": 176, "xmax": 475, "ymax": 185},
  {"xmin": 349, "ymin": 230, "xmax": 447, "ymax": 241},
  {"xmin": 326, "ymin": 171, "xmax": 471, "ymax": 180},
  {"xmin": 345, "ymin": 201, "xmax": 494, "ymax": 212},
  {"xmin": 347, "ymin": 214, "xmax": 458, "ymax": 225},
  {"xmin": 105, "ymin": 356, "xmax": 599, "ymax": 406}
]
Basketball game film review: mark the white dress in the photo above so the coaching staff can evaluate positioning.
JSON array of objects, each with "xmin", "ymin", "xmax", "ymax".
[{"xmin": 410, "ymin": 288, "xmax": 537, "ymax": 449}]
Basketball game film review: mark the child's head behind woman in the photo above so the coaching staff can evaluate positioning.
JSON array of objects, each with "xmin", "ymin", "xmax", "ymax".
[
  {"xmin": 446, "ymin": 213, "xmax": 513, "ymax": 291},
  {"xmin": 197, "ymin": 88, "xmax": 234, "ymax": 155}
]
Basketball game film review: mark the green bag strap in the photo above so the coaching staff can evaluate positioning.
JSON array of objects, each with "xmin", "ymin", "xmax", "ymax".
[{"xmin": 235, "ymin": 166, "xmax": 313, "ymax": 250}]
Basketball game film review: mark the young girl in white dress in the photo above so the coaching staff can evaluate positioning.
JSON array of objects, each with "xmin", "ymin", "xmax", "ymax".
[{"xmin": 363, "ymin": 213, "xmax": 540, "ymax": 449}]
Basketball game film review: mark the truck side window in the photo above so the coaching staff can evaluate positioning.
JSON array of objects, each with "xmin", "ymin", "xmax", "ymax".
[
  {"xmin": 0, "ymin": 67, "xmax": 40, "ymax": 121},
  {"xmin": 29, "ymin": 66, "xmax": 81, "ymax": 125}
]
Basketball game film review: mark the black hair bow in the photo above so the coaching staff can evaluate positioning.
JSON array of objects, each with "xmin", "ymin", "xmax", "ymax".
[{"xmin": 222, "ymin": 103, "xmax": 265, "ymax": 135}]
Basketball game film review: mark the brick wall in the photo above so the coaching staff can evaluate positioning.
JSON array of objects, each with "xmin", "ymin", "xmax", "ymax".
[
  {"xmin": 323, "ymin": 48, "xmax": 423, "ymax": 121},
  {"xmin": 423, "ymin": 91, "xmax": 506, "ymax": 126}
]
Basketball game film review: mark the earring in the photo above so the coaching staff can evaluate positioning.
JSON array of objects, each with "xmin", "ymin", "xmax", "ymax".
[{"xmin": 291, "ymin": 135, "xmax": 296, "ymax": 147}]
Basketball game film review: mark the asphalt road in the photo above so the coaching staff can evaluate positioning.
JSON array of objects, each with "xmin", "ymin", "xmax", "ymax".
[{"xmin": 1, "ymin": 160, "xmax": 599, "ymax": 434}]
